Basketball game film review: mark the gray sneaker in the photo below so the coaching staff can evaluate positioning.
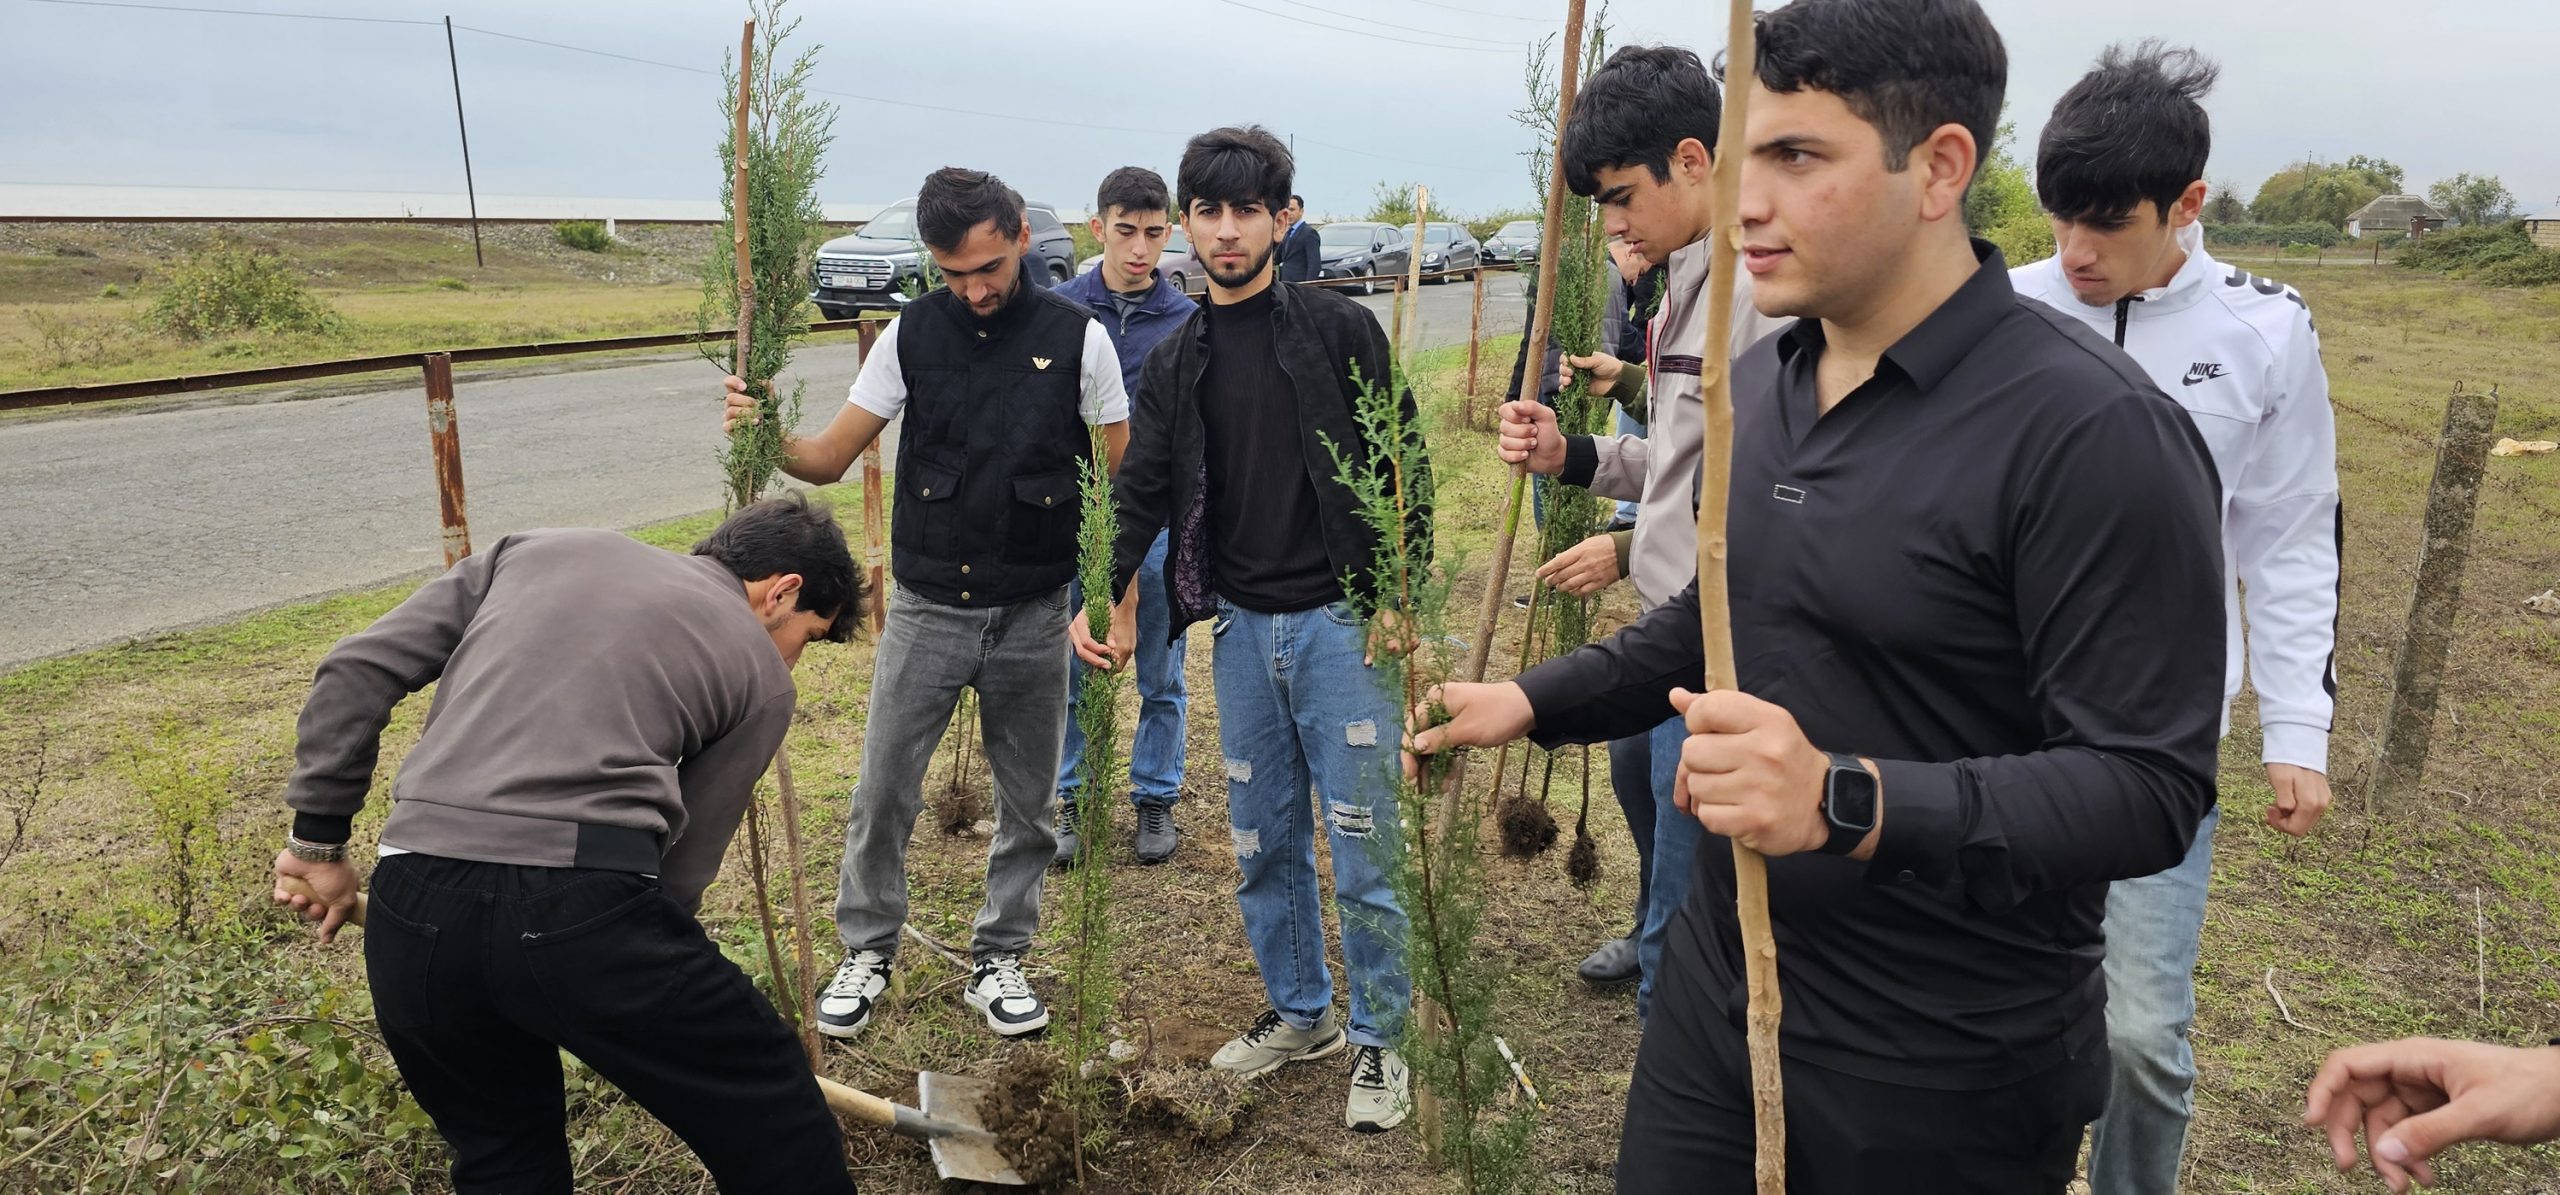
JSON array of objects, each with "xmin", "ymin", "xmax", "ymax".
[
  {"xmin": 1346, "ymin": 1045, "xmax": 1411, "ymax": 1133},
  {"xmin": 1135, "ymin": 803, "xmax": 1178, "ymax": 865},
  {"xmin": 1210, "ymin": 1007, "xmax": 1345, "ymax": 1079},
  {"xmin": 1052, "ymin": 796, "xmax": 1081, "ymax": 868}
]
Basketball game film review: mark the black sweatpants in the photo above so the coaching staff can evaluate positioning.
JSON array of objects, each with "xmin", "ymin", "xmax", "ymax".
[
  {"xmin": 364, "ymin": 854, "xmax": 857, "ymax": 1195},
  {"xmin": 1616, "ymin": 943, "xmax": 2109, "ymax": 1195}
]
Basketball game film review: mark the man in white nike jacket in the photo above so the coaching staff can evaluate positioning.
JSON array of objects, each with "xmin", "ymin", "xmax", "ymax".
[{"xmin": 2011, "ymin": 43, "xmax": 2343, "ymax": 1194}]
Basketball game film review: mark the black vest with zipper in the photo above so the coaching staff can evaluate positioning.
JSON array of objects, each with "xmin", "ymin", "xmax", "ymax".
[{"xmin": 891, "ymin": 266, "xmax": 1096, "ymax": 608}]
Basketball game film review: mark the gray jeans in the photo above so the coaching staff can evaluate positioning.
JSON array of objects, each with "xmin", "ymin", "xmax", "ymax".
[{"xmin": 834, "ymin": 581, "xmax": 1069, "ymax": 962}]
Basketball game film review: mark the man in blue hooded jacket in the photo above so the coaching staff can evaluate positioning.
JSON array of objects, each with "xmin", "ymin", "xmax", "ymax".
[{"xmin": 1050, "ymin": 165, "xmax": 1200, "ymax": 866}]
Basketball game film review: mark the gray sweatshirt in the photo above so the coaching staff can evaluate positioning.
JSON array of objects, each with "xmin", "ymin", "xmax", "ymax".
[
  {"xmin": 284, "ymin": 528, "xmax": 795, "ymax": 912},
  {"xmin": 1557, "ymin": 241, "xmax": 1792, "ymax": 609}
]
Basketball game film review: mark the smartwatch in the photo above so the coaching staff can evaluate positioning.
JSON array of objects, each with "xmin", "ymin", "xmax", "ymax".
[{"xmin": 1817, "ymin": 752, "xmax": 1878, "ymax": 856}]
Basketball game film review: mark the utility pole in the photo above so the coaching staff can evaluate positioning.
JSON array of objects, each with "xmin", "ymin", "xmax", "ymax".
[{"xmin": 444, "ymin": 16, "xmax": 485, "ymax": 269}]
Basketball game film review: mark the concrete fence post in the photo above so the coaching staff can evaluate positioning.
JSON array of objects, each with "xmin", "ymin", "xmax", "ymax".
[{"xmin": 2368, "ymin": 382, "xmax": 2502, "ymax": 814}]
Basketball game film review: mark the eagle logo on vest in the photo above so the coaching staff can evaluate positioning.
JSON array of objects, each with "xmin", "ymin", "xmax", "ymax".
[{"xmin": 1031, "ymin": 356, "xmax": 1053, "ymax": 370}]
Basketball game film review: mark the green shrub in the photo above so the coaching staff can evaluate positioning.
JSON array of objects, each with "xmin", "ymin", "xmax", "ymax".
[
  {"xmin": 555, "ymin": 220, "xmax": 612, "ymax": 252},
  {"xmin": 2203, "ymin": 222, "xmax": 2344, "ymax": 249},
  {"xmin": 116, "ymin": 721, "xmax": 239, "ymax": 942},
  {"xmin": 99, "ymin": 282, "xmax": 121, "ymax": 299},
  {"xmin": 431, "ymin": 276, "xmax": 468, "ymax": 291},
  {"xmin": 2477, "ymin": 249, "xmax": 2560, "ymax": 288},
  {"xmin": 1985, "ymin": 212, "xmax": 2056, "ymax": 266},
  {"xmin": 2399, "ymin": 221, "xmax": 2535, "ymax": 276},
  {"xmin": 143, "ymin": 243, "xmax": 337, "ymax": 340}
]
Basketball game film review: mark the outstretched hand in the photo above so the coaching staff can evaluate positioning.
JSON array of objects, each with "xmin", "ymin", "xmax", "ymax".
[{"xmin": 2305, "ymin": 1037, "xmax": 2560, "ymax": 1192}]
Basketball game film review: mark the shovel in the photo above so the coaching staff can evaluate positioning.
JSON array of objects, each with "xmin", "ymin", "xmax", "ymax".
[{"xmin": 277, "ymin": 877, "xmax": 1024, "ymax": 1185}]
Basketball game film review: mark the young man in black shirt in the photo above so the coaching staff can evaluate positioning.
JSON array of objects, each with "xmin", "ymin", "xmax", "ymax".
[
  {"xmin": 1076, "ymin": 125, "xmax": 1430, "ymax": 1134},
  {"xmin": 1412, "ymin": 0, "xmax": 2227, "ymax": 1189}
]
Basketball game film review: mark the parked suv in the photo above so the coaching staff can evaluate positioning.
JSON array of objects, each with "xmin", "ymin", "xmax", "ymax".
[
  {"xmin": 1481, "ymin": 219, "xmax": 1541, "ymax": 265},
  {"xmin": 1399, "ymin": 221, "xmax": 1482, "ymax": 282},
  {"xmin": 1315, "ymin": 221, "xmax": 1411, "ymax": 295},
  {"xmin": 810, "ymin": 198, "xmax": 1077, "ymax": 316}
]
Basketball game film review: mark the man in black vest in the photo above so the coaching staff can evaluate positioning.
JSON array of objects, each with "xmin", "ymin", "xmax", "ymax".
[{"xmin": 719, "ymin": 167, "xmax": 1131, "ymax": 1044}]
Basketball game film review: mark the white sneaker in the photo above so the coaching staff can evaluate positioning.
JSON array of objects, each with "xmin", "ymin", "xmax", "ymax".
[
  {"xmin": 1346, "ymin": 1045, "xmax": 1410, "ymax": 1133},
  {"xmin": 815, "ymin": 951, "xmax": 892, "ymax": 1040},
  {"xmin": 964, "ymin": 953, "xmax": 1050, "ymax": 1037},
  {"xmin": 1209, "ymin": 1007, "xmax": 1346, "ymax": 1079}
]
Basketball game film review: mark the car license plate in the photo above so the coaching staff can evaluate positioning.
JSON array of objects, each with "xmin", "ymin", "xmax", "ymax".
[{"xmin": 823, "ymin": 274, "xmax": 851, "ymax": 288}]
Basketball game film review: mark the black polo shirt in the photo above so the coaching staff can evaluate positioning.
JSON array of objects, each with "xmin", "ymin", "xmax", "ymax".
[{"xmin": 1514, "ymin": 242, "xmax": 2226, "ymax": 1088}]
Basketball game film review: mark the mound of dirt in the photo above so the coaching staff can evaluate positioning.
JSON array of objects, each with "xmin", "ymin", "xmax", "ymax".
[
  {"xmin": 1496, "ymin": 794, "xmax": 1559, "ymax": 858},
  {"xmin": 1122, "ymin": 1067, "xmax": 1252, "ymax": 1145},
  {"xmin": 977, "ymin": 1052, "xmax": 1076, "ymax": 1186}
]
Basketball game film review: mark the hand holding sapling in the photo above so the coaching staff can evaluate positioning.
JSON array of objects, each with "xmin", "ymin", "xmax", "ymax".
[
  {"xmin": 1068, "ymin": 588, "xmax": 1137, "ymax": 671},
  {"xmin": 1403, "ymin": 682, "xmax": 1536, "ymax": 781},
  {"xmin": 1557, "ymin": 352, "xmax": 1624, "ymax": 399},
  {"xmin": 1535, "ymin": 535, "xmax": 1621, "ymax": 596}
]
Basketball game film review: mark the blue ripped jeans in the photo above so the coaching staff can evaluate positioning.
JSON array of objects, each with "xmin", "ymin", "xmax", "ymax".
[{"xmin": 1209, "ymin": 596, "xmax": 1411, "ymax": 1050}]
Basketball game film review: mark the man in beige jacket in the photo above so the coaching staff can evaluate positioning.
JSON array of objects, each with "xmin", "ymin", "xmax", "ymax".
[{"xmin": 1495, "ymin": 43, "xmax": 1790, "ymax": 1015}]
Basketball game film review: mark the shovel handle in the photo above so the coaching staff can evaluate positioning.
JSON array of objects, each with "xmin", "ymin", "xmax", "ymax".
[
  {"xmin": 817, "ymin": 1077, "xmax": 899, "ymax": 1127},
  {"xmin": 277, "ymin": 878, "xmax": 913, "ymax": 1134}
]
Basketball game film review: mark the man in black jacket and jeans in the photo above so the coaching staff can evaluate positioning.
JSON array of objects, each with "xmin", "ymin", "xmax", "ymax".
[
  {"xmin": 1075, "ymin": 125, "xmax": 1430, "ymax": 1135},
  {"xmin": 271, "ymin": 496, "xmax": 863, "ymax": 1195},
  {"xmin": 1412, "ymin": 1, "xmax": 2227, "ymax": 1189}
]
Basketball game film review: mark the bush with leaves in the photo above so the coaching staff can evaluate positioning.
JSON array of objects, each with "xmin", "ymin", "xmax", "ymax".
[
  {"xmin": 2204, "ymin": 221, "xmax": 2346, "ymax": 249},
  {"xmin": 701, "ymin": 0, "xmax": 839, "ymax": 509},
  {"xmin": 554, "ymin": 220, "xmax": 613, "ymax": 252},
  {"xmin": 144, "ymin": 242, "xmax": 337, "ymax": 340},
  {"xmin": 117, "ymin": 721, "xmax": 241, "ymax": 942}
]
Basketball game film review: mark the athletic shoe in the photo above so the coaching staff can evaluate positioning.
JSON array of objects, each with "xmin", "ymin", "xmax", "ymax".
[
  {"xmin": 964, "ymin": 953, "xmax": 1050, "ymax": 1037},
  {"xmin": 1346, "ymin": 1045, "xmax": 1411, "ymax": 1133},
  {"xmin": 814, "ymin": 950, "xmax": 892, "ymax": 1040},
  {"xmin": 1052, "ymin": 796, "xmax": 1081, "ymax": 868},
  {"xmin": 1135, "ymin": 803, "xmax": 1178, "ymax": 865},
  {"xmin": 1209, "ymin": 1007, "xmax": 1345, "ymax": 1079}
]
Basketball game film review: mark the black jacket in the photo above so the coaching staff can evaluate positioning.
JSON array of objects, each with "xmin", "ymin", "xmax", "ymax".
[
  {"xmin": 1110, "ymin": 279, "xmax": 1431, "ymax": 640},
  {"xmin": 1280, "ymin": 222, "xmax": 1322, "ymax": 284}
]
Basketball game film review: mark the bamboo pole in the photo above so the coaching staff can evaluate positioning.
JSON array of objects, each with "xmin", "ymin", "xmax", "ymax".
[
  {"xmin": 727, "ymin": 16, "xmax": 823, "ymax": 1063},
  {"xmin": 1696, "ymin": 4, "xmax": 1783, "ymax": 1189},
  {"xmin": 1463, "ymin": 265, "xmax": 1487, "ymax": 420},
  {"xmin": 1463, "ymin": 0, "xmax": 1585, "ymax": 689}
]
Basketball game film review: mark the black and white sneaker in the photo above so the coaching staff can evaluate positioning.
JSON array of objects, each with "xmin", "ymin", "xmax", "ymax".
[
  {"xmin": 815, "ymin": 950, "xmax": 892, "ymax": 1040},
  {"xmin": 964, "ymin": 953, "xmax": 1050, "ymax": 1037}
]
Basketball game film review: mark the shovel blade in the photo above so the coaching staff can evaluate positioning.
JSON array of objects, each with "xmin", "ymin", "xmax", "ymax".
[{"xmin": 915, "ymin": 1071, "xmax": 1025, "ymax": 1186}]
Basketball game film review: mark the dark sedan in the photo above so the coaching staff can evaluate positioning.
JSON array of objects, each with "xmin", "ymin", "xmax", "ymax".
[
  {"xmin": 1481, "ymin": 219, "xmax": 1542, "ymax": 266},
  {"xmin": 1315, "ymin": 221, "xmax": 1412, "ymax": 295},
  {"xmin": 1400, "ymin": 221, "xmax": 1482, "ymax": 282}
]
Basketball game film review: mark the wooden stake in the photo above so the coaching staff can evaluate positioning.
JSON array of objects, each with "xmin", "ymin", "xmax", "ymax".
[
  {"xmin": 1464, "ymin": 0, "xmax": 1586, "ymax": 689},
  {"xmin": 1697, "ymin": 3, "xmax": 1784, "ymax": 1189},
  {"xmin": 1464, "ymin": 265, "xmax": 1487, "ymax": 420},
  {"xmin": 857, "ymin": 321, "xmax": 888, "ymax": 636},
  {"xmin": 727, "ymin": 16, "xmax": 823, "ymax": 1069},
  {"xmin": 1401, "ymin": 185, "xmax": 1431, "ymax": 359}
]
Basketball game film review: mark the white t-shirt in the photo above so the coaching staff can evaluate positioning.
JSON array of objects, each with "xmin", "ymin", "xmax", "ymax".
[{"xmin": 845, "ymin": 315, "xmax": 1130, "ymax": 426}]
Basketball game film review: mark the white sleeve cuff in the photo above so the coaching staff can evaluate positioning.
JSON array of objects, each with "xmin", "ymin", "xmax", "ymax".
[
  {"xmin": 2260, "ymin": 721, "xmax": 2331, "ymax": 773},
  {"xmin": 1081, "ymin": 321, "xmax": 1131, "ymax": 425}
]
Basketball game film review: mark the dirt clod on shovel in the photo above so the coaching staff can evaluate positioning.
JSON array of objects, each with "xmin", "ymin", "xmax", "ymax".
[{"xmin": 977, "ymin": 1052, "xmax": 1076, "ymax": 1185}]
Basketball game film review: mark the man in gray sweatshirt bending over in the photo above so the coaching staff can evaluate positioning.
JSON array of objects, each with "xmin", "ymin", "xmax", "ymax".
[{"xmin": 270, "ymin": 495, "xmax": 863, "ymax": 1195}]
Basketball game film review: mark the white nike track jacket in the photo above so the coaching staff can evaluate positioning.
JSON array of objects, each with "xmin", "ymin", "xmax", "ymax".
[{"xmin": 2013, "ymin": 222, "xmax": 2342, "ymax": 773}]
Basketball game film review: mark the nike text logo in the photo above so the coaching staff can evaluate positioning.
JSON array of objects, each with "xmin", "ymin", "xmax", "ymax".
[{"xmin": 2182, "ymin": 363, "xmax": 2227, "ymax": 386}]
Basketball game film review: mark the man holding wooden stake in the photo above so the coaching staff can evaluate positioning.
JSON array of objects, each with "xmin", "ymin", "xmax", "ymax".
[
  {"xmin": 1414, "ymin": 0, "xmax": 2227, "ymax": 1188},
  {"xmin": 271, "ymin": 498, "xmax": 863, "ymax": 1194},
  {"xmin": 1494, "ymin": 43, "xmax": 1789, "ymax": 1011}
]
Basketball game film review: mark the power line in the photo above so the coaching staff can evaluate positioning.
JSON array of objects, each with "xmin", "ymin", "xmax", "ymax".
[
  {"xmin": 1391, "ymin": 0, "xmax": 1556, "ymax": 23},
  {"xmin": 1206, "ymin": 0, "xmax": 1513, "ymax": 53},
  {"xmin": 1256, "ymin": 0, "xmax": 1528, "ymax": 46},
  {"xmin": 25, "ymin": 0, "xmax": 435, "ymax": 24}
]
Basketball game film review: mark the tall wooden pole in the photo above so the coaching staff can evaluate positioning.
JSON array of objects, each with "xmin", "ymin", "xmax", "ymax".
[
  {"xmin": 1397, "ymin": 186, "xmax": 1431, "ymax": 358},
  {"xmin": 1697, "ymin": 3, "xmax": 1784, "ymax": 1189},
  {"xmin": 1463, "ymin": 0, "xmax": 1586, "ymax": 688},
  {"xmin": 857, "ymin": 321, "xmax": 889, "ymax": 636},
  {"xmin": 441, "ymin": 17, "xmax": 484, "ymax": 269},
  {"xmin": 1463, "ymin": 264, "xmax": 1487, "ymax": 421},
  {"xmin": 729, "ymin": 20, "xmax": 757, "ymax": 406}
]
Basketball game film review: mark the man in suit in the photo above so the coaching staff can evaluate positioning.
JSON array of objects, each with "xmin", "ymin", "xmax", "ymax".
[{"xmin": 1279, "ymin": 193, "xmax": 1321, "ymax": 283}]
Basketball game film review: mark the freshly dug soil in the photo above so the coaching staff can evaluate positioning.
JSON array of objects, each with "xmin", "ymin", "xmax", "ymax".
[
  {"xmin": 976, "ymin": 1052, "xmax": 1076, "ymax": 1186},
  {"xmin": 1122, "ymin": 1067, "xmax": 1252, "ymax": 1145}
]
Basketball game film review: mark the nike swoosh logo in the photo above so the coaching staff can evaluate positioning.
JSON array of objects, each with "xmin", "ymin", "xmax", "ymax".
[{"xmin": 2181, "ymin": 363, "xmax": 2226, "ymax": 386}]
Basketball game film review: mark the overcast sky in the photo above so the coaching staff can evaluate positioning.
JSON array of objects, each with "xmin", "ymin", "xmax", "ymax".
[{"xmin": 3, "ymin": 0, "xmax": 2552, "ymax": 222}]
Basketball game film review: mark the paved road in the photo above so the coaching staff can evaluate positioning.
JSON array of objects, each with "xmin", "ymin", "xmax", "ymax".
[{"xmin": 0, "ymin": 275, "xmax": 1525, "ymax": 668}]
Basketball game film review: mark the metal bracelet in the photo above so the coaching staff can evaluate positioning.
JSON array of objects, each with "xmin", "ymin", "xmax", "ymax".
[{"xmin": 284, "ymin": 835, "xmax": 348, "ymax": 864}]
